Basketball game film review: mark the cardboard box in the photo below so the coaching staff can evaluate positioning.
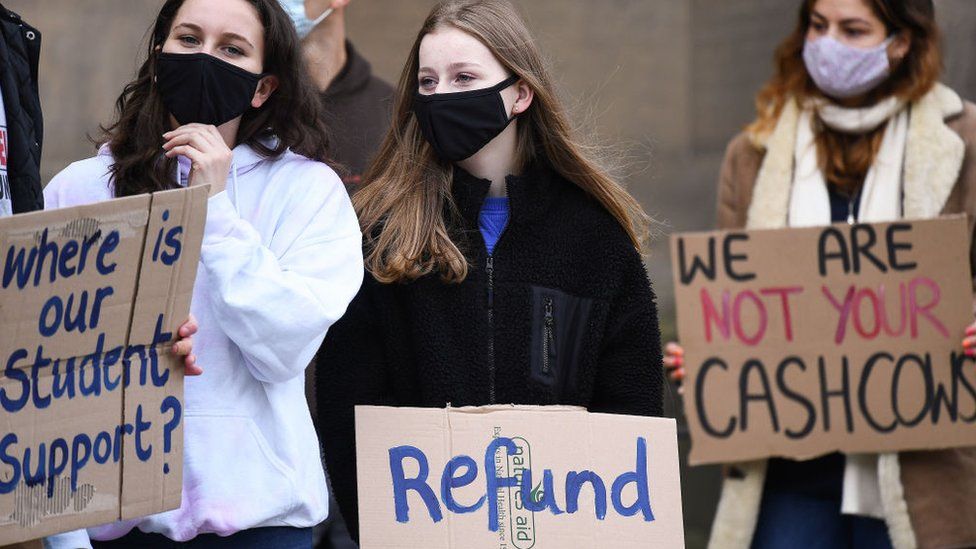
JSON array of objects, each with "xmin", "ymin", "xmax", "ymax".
[
  {"xmin": 671, "ymin": 216, "xmax": 976, "ymax": 465},
  {"xmin": 0, "ymin": 186, "xmax": 208, "ymax": 543},
  {"xmin": 355, "ymin": 405, "xmax": 684, "ymax": 549}
]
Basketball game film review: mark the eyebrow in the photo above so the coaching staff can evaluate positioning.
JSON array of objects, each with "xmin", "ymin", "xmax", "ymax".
[
  {"xmin": 173, "ymin": 22, "xmax": 256, "ymax": 50},
  {"xmin": 418, "ymin": 61, "xmax": 484, "ymax": 73},
  {"xmin": 810, "ymin": 10, "xmax": 871, "ymax": 26}
]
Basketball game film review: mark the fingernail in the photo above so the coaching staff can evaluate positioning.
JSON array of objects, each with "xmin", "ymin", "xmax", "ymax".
[
  {"xmin": 965, "ymin": 340, "xmax": 973, "ymax": 349},
  {"xmin": 967, "ymin": 326, "xmax": 976, "ymax": 336},
  {"xmin": 674, "ymin": 356, "xmax": 683, "ymax": 366},
  {"xmin": 967, "ymin": 349, "xmax": 975, "ymax": 358}
]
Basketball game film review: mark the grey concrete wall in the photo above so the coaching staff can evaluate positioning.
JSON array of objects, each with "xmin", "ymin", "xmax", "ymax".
[{"xmin": 6, "ymin": 1, "xmax": 976, "ymax": 546}]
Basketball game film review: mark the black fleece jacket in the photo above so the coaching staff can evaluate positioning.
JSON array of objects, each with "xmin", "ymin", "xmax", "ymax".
[
  {"xmin": 316, "ymin": 161, "xmax": 664, "ymax": 539},
  {"xmin": 0, "ymin": 5, "xmax": 43, "ymax": 213}
]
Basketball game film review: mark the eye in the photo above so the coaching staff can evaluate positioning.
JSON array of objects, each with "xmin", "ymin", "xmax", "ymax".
[
  {"xmin": 810, "ymin": 21, "xmax": 827, "ymax": 33},
  {"xmin": 456, "ymin": 73, "xmax": 474, "ymax": 84},
  {"xmin": 178, "ymin": 35, "xmax": 201, "ymax": 46},
  {"xmin": 223, "ymin": 45, "xmax": 245, "ymax": 57},
  {"xmin": 419, "ymin": 76, "xmax": 437, "ymax": 89}
]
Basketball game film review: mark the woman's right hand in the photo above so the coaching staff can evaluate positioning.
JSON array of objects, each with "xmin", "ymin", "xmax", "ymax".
[
  {"xmin": 664, "ymin": 341, "xmax": 686, "ymax": 394},
  {"xmin": 162, "ymin": 124, "xmax": 234, "ymax": 197}
]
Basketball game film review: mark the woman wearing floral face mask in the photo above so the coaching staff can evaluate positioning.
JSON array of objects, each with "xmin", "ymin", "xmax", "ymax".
[{"xmin": 665, "ymin": 0, "xmax": 976, "ymax": 548}]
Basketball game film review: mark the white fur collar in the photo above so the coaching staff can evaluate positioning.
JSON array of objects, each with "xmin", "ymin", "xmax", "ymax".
[{"xmin": 746, "ymin": 83, "xmax": 965, "ymax": 229}]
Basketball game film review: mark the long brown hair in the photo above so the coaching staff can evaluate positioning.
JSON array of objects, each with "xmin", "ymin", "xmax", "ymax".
[
  {"xmin": 102, "ymin": 0, "xmax": 330, "ymax": 198},
  {"xmin": 355, "ymin": 0, "xmax": 650, "ymax": 284},
  {"xmin": 749, "ymin": 0, "xmax": 942, "ymax": 192}
]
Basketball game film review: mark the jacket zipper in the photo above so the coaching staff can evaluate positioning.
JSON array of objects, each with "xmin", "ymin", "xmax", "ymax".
[
  {"xmin": 543, "ymin": 296, "xmax": 556, "ymax": 375},
  {"xmin": 484, "ymin": 200, "xmax": 511, "ymax": 405},
  {"xmin": 486, "ymin": 255, "xmax": 496, "ymax": 404}
]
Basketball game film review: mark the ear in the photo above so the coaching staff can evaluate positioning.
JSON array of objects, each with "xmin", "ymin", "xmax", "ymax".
[
  {"xmin": 251, "ymin": 75, "xmax": 280, "ymax": 109},
  {"xmin": 889, "ymin": 30, "xmax": 911, "ymax": 62},
  {"xmin": 511, "ymin": 80, "xmax": 534, "ymax": 116}
]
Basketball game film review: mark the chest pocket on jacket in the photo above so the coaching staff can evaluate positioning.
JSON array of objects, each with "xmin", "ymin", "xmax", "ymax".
[{"xmin": 530, "ymin": 286, "xmax": 594, "ymax": 398}]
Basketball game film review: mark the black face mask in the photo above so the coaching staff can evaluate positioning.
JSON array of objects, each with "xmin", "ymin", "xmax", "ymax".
[
  {"xmin": 155, "ymin": 52, "xmax": 264, "ymax": 127},
  {"xmin": 412, "ymin": 75, "xmax": 520, "ymax": 162}
]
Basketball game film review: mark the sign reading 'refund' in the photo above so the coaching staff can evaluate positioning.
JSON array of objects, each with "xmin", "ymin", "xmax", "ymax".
[{"xmin": 355, "ymin": 406, "xmax": 684, "ymax": 549}]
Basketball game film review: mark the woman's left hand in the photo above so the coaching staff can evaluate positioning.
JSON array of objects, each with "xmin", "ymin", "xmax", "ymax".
[
  {"xmin": 172, "ymin": 314, "xmax": 203, "ymax": 376},
  {"xmin": 964, "ymin": 320, "xmax": 976, "ymax": 359},
  {"xmin": 162, "ymin": 124, "xmax": 233, "ymax": 196}
]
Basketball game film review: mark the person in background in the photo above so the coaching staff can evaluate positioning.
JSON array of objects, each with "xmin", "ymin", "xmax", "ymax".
[
  {"xmin": 282, "ymin": 0, "xmax": 393, "ymax": 192},
  {"xmin": 280, "ymin": 2, "xmax": 393, "ymax": 547},
  {"xmin": 665, "ymin": 0, "xmax": 976, "ymax": 547},
  {"xmin": 0, "ymin": 3, "xmax": 42, "ymax": 218},
  {"xmin": 316, "ymin": 0, "xmax": 665, "ymax": 540},
  {"xmin": 42, "ymin": 0, "xmax": 362, "ymax": 547}
]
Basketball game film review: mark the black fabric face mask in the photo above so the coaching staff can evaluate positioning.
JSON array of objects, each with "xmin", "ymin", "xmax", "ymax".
[
  {"xmin": 155, "ymin": 52, "xmax": 264, "ymax": 127},
  {"xmin": 413, "ymin": 75, "xmax": 520, "ymax": 162}
]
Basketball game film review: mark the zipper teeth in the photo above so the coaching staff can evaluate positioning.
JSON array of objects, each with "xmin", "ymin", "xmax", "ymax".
[
  {"xmin": 543, "ymin": 297, "xmax": 554, "ymax": 375},
  {"xmin": 487, "ymin": 255, "xmax": 496, "ymax": 404}
]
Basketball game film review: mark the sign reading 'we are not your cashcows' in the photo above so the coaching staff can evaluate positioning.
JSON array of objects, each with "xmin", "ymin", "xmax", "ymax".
[{"xmin": 671, "ymin": 216, "xmax": 976, "ymax": 465}]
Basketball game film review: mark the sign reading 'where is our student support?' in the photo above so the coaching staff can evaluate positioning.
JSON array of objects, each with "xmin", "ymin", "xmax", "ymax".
[
  {"xmin": 0, "ymin": 186, "xmax": 208, "ymax": 544},
  {"xmin": 671, "ymin": 216, "xmax": 976, "ymax": 465}
]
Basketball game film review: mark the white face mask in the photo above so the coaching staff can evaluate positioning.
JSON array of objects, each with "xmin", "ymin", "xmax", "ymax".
[{"xmin": 280, "ymin": 0, "xmax": 334, "ymax": 39}]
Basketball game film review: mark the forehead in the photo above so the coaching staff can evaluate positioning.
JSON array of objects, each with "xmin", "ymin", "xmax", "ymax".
[
  {"xmin": 172, "ymin": 0, "xmax": 264, "ymax": 42},
  {"xmin": 812, "ymin": 0, "xmax": 879, "ymax": 20},
  {"xmin": 418, "ymin": 26, "xmax": 499, "ymax": 70}
]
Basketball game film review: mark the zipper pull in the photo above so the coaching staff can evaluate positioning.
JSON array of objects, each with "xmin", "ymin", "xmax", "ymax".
[{"xmin": 486, "ymin": 256, "xmax": 494, "ymax": 308}]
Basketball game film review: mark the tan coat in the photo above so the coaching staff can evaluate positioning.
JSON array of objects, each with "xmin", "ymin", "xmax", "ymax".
[{"xmin": 708, "ymin": 84, "xmax": 976, "ymax": 549}]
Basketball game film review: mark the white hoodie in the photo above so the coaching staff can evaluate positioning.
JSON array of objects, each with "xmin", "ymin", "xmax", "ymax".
[{"xmin": 43, "ymin": 141, "xmax": 364, "ymax": 547}]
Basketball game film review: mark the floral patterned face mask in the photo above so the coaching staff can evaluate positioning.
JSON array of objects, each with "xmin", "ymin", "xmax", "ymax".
[{"xmin": 803, "ymin": 35, "xmax": 895, "ymax": 99}]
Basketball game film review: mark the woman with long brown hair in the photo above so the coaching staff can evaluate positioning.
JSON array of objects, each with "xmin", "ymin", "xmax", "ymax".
[
  {"xmin": 43, "ymin": 0, "xmax": 363, "ymax": 547},
  {"xmin": 666, "ymin": 0, "xmax": 976, "ymax": 547},
  {"xmin": 316, "ymin": 0, "xmax": 664, "ymax": 539}
]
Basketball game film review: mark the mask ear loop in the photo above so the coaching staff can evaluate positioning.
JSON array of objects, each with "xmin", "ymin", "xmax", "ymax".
[{"xmin": 310, "ymin": 7, "xmax": 334, "ymax": 28}]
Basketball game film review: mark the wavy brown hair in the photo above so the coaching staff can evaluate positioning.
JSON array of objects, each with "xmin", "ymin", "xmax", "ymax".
[
  {"xmin": 749, "ymin": 0, "xmax": 942, "ymax": 192},
  {"xmin": 355, "ymin": 0, "xmax": 650, "ymax": 284},
  {"xmin": 102, "ymin": 0, "xmax": 330, "ymax": 198}
]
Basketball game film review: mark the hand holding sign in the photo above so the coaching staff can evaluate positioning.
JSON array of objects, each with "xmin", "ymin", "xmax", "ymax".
[
  {"xmin": 663, "ymin": 342, "xmax": 686, "ymax": 393},
  {"xmin": 172, "ymin": 315, "xmax": 202, "ymax": 376},
  {"xmin": 965, "ymin": 323, "xmax": 976, "ymax": 358}
]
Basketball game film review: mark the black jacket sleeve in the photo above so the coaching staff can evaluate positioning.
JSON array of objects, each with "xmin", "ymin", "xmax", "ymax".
[
  {"xmin": 589, "ymin": 245, "xmax": 664, "ymax": 417},
  {"xmin": 0, "ymin": 8, "xmax": 43, "ymax": 213},
  {"xmin": 316, "ymin": 273, "xmax": 394, "ymax": 542}
]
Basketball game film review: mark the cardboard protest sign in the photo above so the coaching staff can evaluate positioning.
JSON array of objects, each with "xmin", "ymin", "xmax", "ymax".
[
  {"xmin": 0, "ymin": 186, "xmax": 208, "ymax": 543},
  {"xmin": 671, "ymin": 216, "xmax": 976, "ymax": 465},
  {"xmin": 356, "ymin": 405, "xmax": 684, "ymax": 549}
]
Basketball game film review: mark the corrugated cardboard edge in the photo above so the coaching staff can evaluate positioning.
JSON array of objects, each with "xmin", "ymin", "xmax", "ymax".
[{"xmin": 119, "ymin": 186, "xmax": 208, "ymax": 520}]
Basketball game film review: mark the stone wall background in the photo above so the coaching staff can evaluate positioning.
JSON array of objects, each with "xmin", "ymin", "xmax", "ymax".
[{"xmin": 8, "ymin": 1, "xmax": 976, "ymax": 546}]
